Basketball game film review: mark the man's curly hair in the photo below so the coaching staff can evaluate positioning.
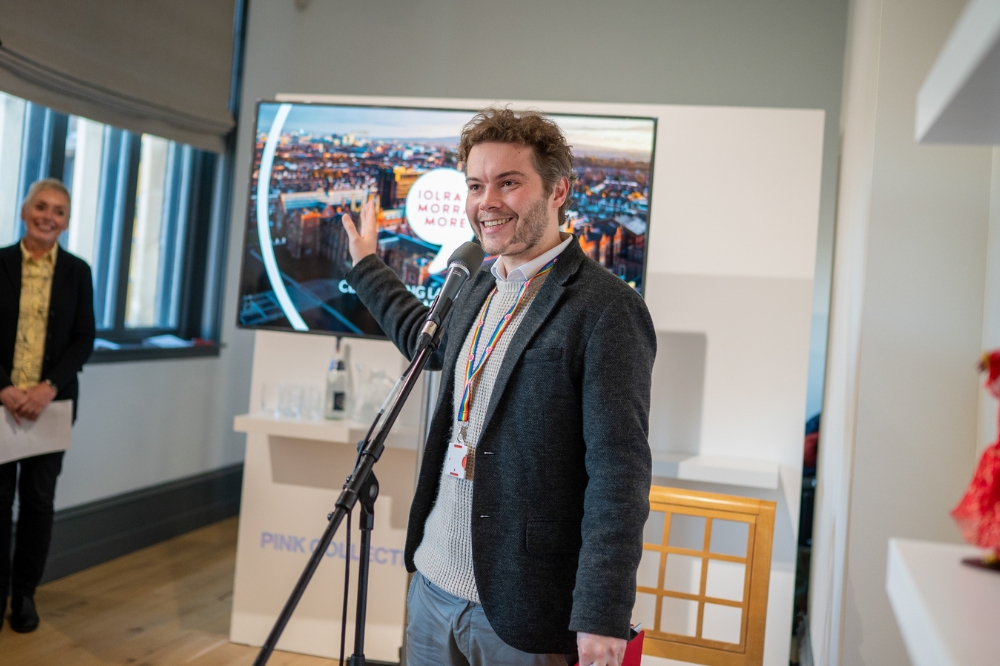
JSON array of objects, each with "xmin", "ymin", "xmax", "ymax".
[{"xmin": 458, "ymin": 107, "xmax": 577, "ymax": 224}]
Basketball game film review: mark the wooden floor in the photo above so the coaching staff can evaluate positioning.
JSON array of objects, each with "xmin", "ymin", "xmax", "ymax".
[{"xmin": 1, "ymin": 518, "xmax": 344, "ymax": 665}]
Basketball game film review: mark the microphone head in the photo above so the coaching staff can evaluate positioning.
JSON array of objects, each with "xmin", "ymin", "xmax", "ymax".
[{"xmin": 448, "ymin": 241, "xmax": 485, "ymax": 275}]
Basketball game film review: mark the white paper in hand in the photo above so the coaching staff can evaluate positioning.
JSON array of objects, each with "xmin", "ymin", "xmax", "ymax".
[{"xmin": 0, "ymin": 400, "xmax": 72, "ymax": 464}]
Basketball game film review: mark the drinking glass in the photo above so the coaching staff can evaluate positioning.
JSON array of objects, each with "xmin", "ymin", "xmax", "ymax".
[
  {"xmin": 304, "ymin": 386, "xmax": 322, "ymax": 421},
  {"xmin": 279, "ymin": 383, "xmax": 304, "ymax": 419},
  {"xmin": 259, "ymin": 383, "xmax": 279, "ymax": 418},
  {"xmin": 289, "ymin": 384, "xmax": 305, "ymax": 419},
  {"xmin": 353, "ymin": 369, "xmax": 395, "ymax": 424}
]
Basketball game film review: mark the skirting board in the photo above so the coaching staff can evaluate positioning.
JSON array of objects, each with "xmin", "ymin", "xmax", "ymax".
[{"xmin": 40, "ymin": 463, "xmax": 243, "ymax": 584}]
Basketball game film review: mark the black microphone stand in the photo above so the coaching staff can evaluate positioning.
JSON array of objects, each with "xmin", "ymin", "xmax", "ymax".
[
  {"xmin": 253, "ymin": 325, "xmax": 445, "ymax": 666},
  {"xmin": 349, "ymin": 469, "xmax": 377, "ymax": 666}
]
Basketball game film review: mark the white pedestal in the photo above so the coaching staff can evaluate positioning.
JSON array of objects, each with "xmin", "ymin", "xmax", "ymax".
[
  {"xmin": 886, "ymin": 538, "xmax": 1000, "ymax": 666},
  {"xmin": 228, "ymin": 413, "xmax": 418, "ymax": 662}
]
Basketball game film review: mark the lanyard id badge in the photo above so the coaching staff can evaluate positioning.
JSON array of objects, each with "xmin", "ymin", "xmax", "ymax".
[
  {"xmin": 448, "ymin": 257, "xmax": 557, "ymax": 481},
  {"xmin": 445, "ymin": 428, "xmax": 474, "ymax": 480}
]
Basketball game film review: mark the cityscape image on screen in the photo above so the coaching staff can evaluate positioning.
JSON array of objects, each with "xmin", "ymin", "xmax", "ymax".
[{"xmin": 237, "ymin": 102, "xmax": 657, "ymax": 338}]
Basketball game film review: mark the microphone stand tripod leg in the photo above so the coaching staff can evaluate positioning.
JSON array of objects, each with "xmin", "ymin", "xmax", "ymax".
[{"xmin": 349, "ymin": 471, "xmax": 378, "ymax": 666}]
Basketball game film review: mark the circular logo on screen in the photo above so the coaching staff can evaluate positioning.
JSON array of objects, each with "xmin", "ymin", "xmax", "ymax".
[{"xmin": 405, "ymin": 168, "xmax": 475, "ymax": 273}]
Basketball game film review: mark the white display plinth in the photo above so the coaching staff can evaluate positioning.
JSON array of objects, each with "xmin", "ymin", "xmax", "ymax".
[
  {"xmin": 233, "ymin": 414, "xmax": 417, "ymax": 450},
  {"xmin": 886, "ymin": 538, "xmax": 1000, "ymax": 666},
  {"xmin": 229, "ymin": 412, "xmax": 418, "ymax": 662}
]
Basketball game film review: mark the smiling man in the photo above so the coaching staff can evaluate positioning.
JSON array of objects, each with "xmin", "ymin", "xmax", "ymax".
[{"xmin": 342, "ymin": 108, "xmax": 655, "ymax": 666}]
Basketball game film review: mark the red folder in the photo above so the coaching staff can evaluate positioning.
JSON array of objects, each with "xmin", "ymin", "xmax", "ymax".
[{"xmin": 574, "ymin": 629, "xmax": 644, "ymax": 666}]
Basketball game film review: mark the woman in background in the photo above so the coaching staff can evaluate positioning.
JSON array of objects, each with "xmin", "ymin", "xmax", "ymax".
[{"xmin": 0, "ymin": 178, "xmax": 95, "ymax": 633}]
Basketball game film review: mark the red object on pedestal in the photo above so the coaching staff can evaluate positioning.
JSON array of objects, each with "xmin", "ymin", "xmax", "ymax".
[{"xmin": 951, "ymin": 351, "xmax": 1000, "ymax": 558}]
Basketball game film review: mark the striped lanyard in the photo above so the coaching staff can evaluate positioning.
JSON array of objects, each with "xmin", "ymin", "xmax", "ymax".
[{"xmin": 456, "ymin": 258, "xmax": 557, "ymax": 424}]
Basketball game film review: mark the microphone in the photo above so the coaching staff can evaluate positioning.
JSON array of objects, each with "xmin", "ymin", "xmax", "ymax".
[{"xmin": 418, "ymin": 242, "xmax": 485, "ymax": 349}]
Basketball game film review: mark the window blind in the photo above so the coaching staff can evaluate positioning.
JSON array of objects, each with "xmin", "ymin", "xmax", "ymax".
[{"xmin": 0, "ymin": 0, "xmax": 236, "ymax": 153}]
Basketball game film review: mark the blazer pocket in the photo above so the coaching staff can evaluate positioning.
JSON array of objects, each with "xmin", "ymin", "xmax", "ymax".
[
  {"xmin": 522, "ymin": 347, "xmax": 563, "ymax": 363},
  {"xmin": 525, "ymin": 519, "xmax": 581, "ymax": 555}
]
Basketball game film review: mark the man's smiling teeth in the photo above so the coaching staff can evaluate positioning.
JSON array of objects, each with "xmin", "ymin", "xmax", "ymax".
[{"xmin": 482, "ymin": 217, "xmax": 511, "ymax": 228}]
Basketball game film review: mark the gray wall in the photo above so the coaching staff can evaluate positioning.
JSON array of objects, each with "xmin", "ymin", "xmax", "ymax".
[
  {"xmin": 46, "ymin": 0, "xmax": 848, "ymax": 521},
  {"xmin": 223, "ymin": 5, "xmax": 848, "ymax": 658},
  {"xmin": 237, "ymin": 0, "xmax": 848, "ymax": 420}
]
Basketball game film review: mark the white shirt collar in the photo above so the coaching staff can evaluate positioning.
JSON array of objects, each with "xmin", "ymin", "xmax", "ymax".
[{"xmin": 491, "ymin": 234, "xmax": 573, "ymax": 283}]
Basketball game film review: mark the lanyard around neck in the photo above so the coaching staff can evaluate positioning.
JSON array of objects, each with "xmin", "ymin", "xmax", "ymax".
[{"xmin": 456, "ymin": 258, "xmax": 557, "ymax": 423}]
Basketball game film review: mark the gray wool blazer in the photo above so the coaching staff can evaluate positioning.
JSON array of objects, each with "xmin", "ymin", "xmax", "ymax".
[{"xmin": 346, "ymin": 237, "xmax": 655, "ymax": 654}]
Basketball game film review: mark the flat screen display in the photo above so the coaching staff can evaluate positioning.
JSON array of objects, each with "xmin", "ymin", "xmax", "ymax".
[{"xmin": 237, "ymin": 101, "xmax": 657, "ymax": 337}]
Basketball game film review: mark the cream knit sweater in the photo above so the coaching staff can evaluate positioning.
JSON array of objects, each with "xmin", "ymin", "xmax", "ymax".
[{"xmin": 412, "ymin": 274, "xmax": 548, "ymax": 602}]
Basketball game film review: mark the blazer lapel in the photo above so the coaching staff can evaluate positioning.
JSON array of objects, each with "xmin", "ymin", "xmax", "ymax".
[
  {"xmin": 478, "ymin": 239, "xmax": 586, "ymax": 439},
  {"xmin": 0, "ymin": 244, "xmax": 21, "ymax": 295}
]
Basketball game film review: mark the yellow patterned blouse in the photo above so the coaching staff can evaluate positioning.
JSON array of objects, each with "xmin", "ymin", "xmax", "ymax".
[{"xmin": 11, "ymin": 241, "xmax": 57, "ymax": 389}]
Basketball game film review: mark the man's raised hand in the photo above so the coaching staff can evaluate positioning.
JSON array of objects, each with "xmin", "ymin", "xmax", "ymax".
[{"xmin": 341, "ymin": 196, "xmax": 379, "ymax": 266}]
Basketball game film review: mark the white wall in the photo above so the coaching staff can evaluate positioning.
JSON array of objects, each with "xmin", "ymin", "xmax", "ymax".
[
  {"xmin": 810, "ymin": 1, "xmax": 995, "ymax": 664},
  {"xmin": 59, "ymin": 352, "xmax": 251, "ymax": 508}
]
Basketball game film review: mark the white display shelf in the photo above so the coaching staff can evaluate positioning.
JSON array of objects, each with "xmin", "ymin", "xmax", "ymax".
[
  {"xmin": 233, "ymin": 413, "xmax": 418, "ymax": 450},
  {"xmin": 650, "ymin": 452, "xmax": 780, "ymax": 490},
  {"xmin": 917, "ymin": 0, "xmax": 1000, "ymax": 143},
  {"xmin": 887, "ymin": 538, "xmax": 1000, "ymax": 666}
]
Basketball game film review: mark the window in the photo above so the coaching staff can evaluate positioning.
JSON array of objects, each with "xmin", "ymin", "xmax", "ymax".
[
  {"xmin": 0, "ymin": 93, "xmax": 25, "ymax": 245},
  {"xmin": 0, "ymin": 90, "xmax": 227, "ymax": 360}
]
